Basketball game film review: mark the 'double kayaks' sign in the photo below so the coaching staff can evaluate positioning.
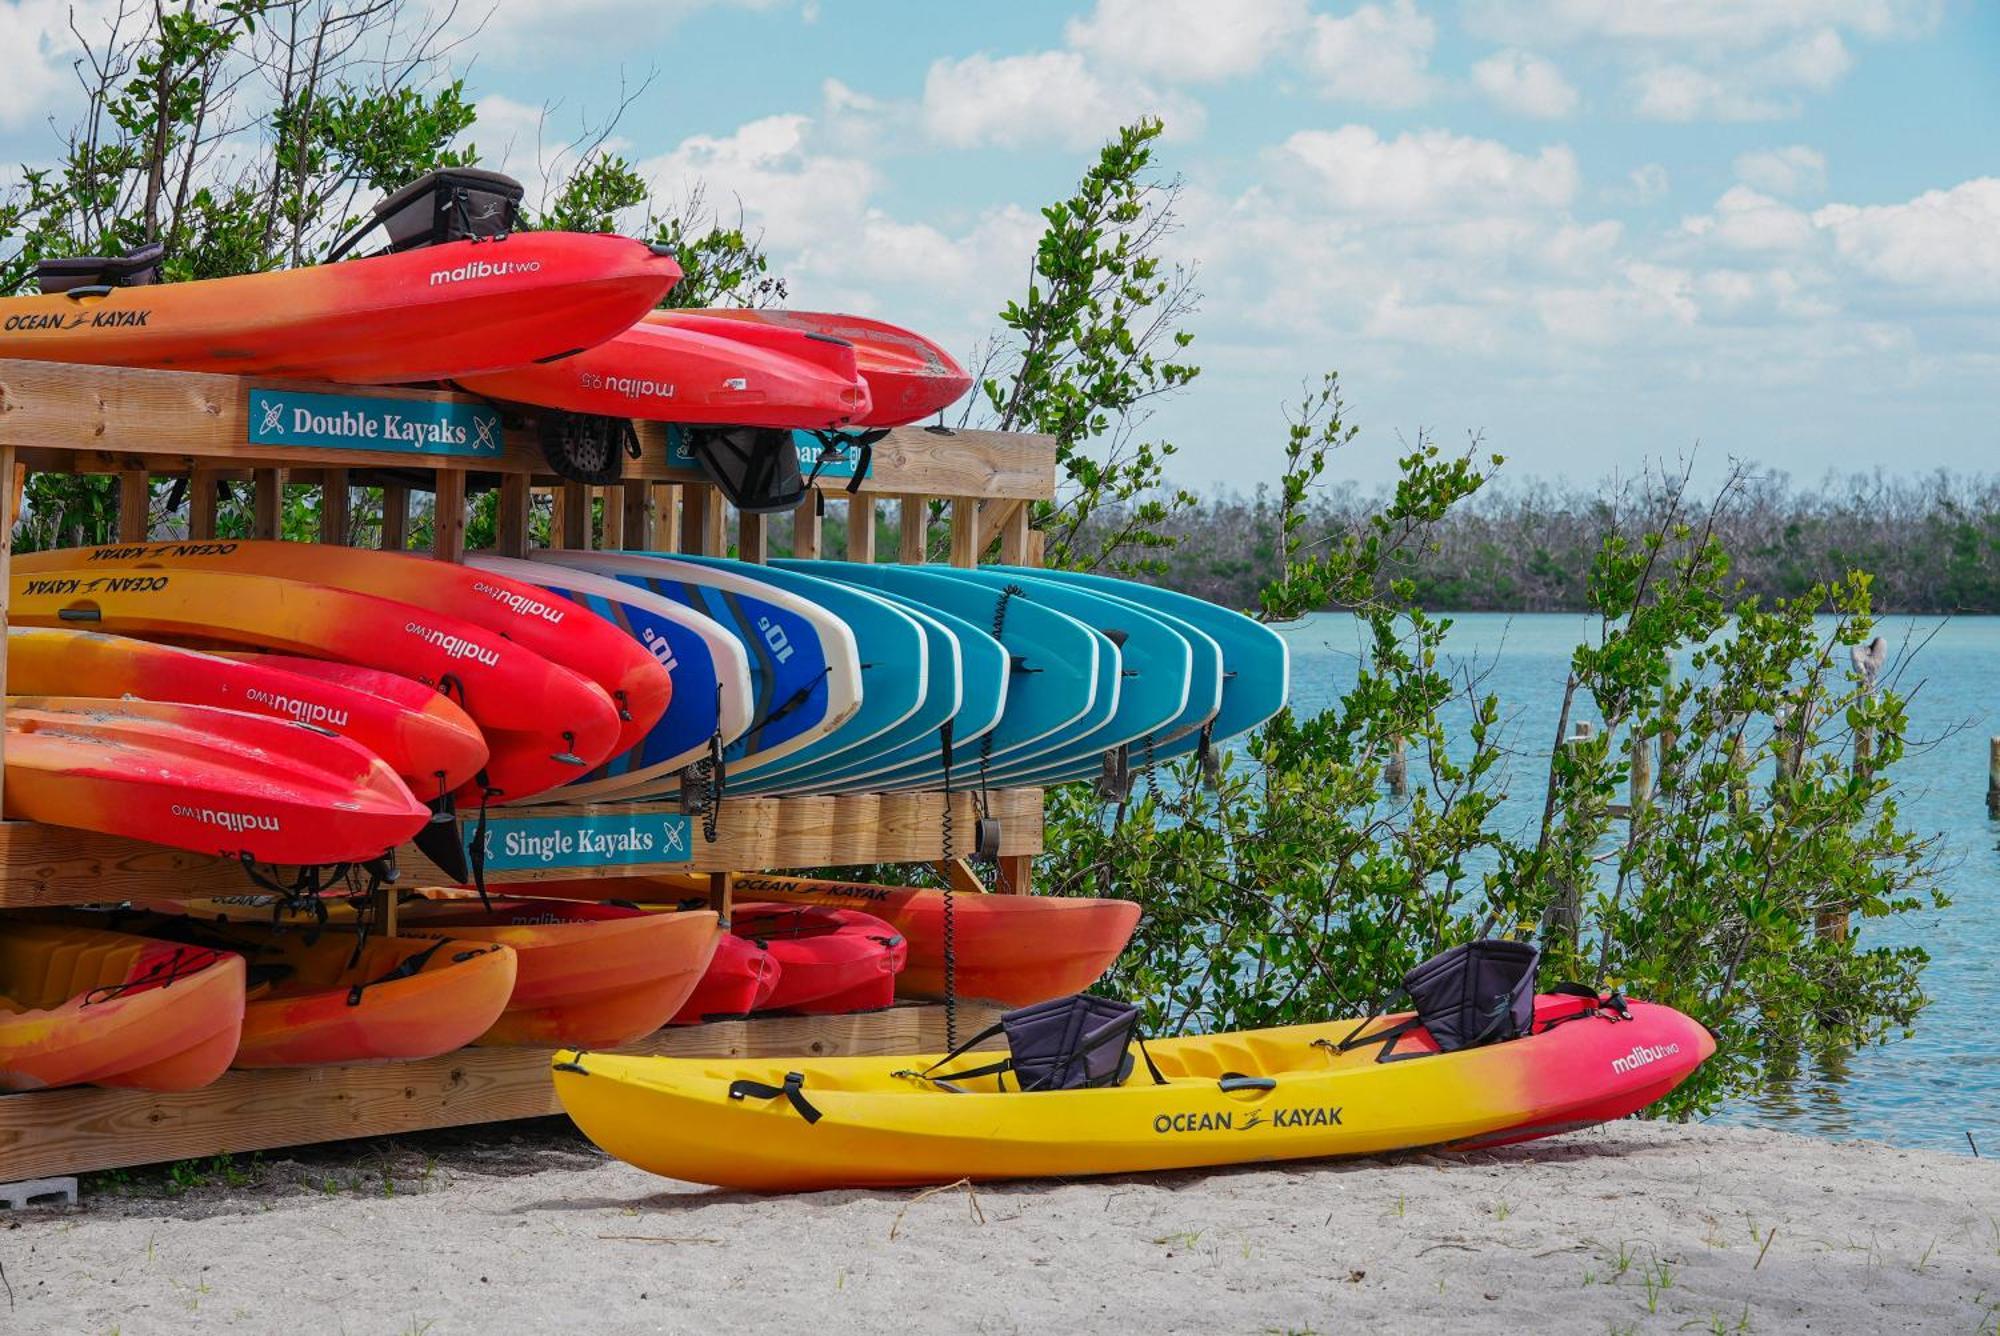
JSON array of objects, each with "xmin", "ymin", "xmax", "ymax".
[
  {"xmin": 248, "ymin": 388, "xmax": 504, "ymax": 458},
  {"xmin": 664, "ymin": 426, "xmax": 873, "ymax": 482},
  {"xmin": 465, "ymin": 811, "xmax": 694, "ymax": 872}
]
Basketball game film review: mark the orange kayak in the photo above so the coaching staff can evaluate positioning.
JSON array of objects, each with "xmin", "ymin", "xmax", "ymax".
[
  {"xmin": 0, "ymin": 231, "xmax": 681, "ymax": 383},
  {"xmin": 0, "ymin": 922, "xmax": 245, "ymax": 1091},
  {"xmin": 10, "ymin": 566, "xmax": 623, "ymax": 801},
  {"xmin": 651, "ymin": 873, "xmax": 1140, "ymax": 1007},
  {"xmin": 10, "ymin": 628, "xmax": 489, "ymax": 794},
  {"xmin": 22, "ymin": 541, "xmax": 673, "ymax": 771},
  {"xmin": 4, "ymin": 696, "xmax": 430, "ymax": 864}
]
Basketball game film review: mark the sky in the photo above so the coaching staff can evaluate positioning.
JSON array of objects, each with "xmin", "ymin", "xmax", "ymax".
[{"xmin": 3, "ymin": 0, "xmax": 1997, "ymax": 494}]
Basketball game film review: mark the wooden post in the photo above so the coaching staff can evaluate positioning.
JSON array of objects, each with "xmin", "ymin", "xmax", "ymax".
[
  {"xmin": 188, "ymin": 468, "xmax": 220, "ymax": 540},
  {"xmin": 622, "ymin": 482, "xmax": 653, "ymax": 551},
  {"xmin": 847, "ymin": 496, "xmax": 876, "ymax": 563},
  {"xmin": 899, "ymin": 495, "xmax": 928, "ymax": 564},
  {"xmin": 931, "ymin": 859, "xmax": 988, "ymax": 894},
  {"xmin": 949, "ymin": 497, "xmax": 981, "ymax": 569},
  {"xmin": 653, "ymin": 484, "xmax": 680, "ymax": 551},
  {"xmin": 497, "ymin": 474, "xmax": 531, "ymax": 557},
  {"xmin": 1851, "ymin": 636, "xmax": 1886, "ymax": 784},
  {"xmin": 250, "ymin": 468, "xmax": 286, "ymax": 541},
  {"xmin": 1986, "ymin": 738, "xmax": 2000, "ymax": 821},
  {"xmin": 738, "ymin": 510, "xmax": 767, "ymax": 563},
  {"xmin": 997, "ymin": 501, "xmax": 1031, "ymax": 566},
  {"xmin": 1385, "ymin": 736, "xmax": 1409, "ymax": 798},
  {"xmin": 1628, "ymin": 730, "xmax": 1653, "ymax": 814},
  {"xmin": 319, "ymin": 469, "xmax": 349, "ymax": 546},
  {"xmin": 708, "ymin": 871, "xmax": 732, "ymax": 919},
  {"xmin": 793, "ymin": 493, "xmax": 823, "ymax": 559},
  {"xmin": 381, "ymin": 484, "xmax": 408, "ymax": 551},
  {"xmin": 117, "ymin": 471, "xmax": 150, "ymax": 541},
  {"xmin": 0, "ymin": 443, "xmax": 14, "ymax": 813},
  {"xmin": 559, "ymin": 483, "xmax": 591, "ymax": 551},
  {"xmin": 432, "ymin": 471, "xmax": 467, "ymax": 563},
  {"xmin": 598, "ymin": 485, "xmax": 624, "ymax": 550},
  {"xmin": 995, "ymin": 853, "xmax": 1034, "ymax": 896}
]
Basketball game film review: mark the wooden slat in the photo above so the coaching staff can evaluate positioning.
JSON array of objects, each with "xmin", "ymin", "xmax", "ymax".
[
  {"xmin": 900, "ymin": 495, "xmax": 929, "ymax": 564},
  {"xmin": 599, "ymin": 484, "xmax": 624, "ymax": 549},
  {"xmin": 433, "ymin": 470, "xmax": 467, "ymax": 562},
  {"xmin": 679, "ymin": 485, "xmax": 712, "ymax": 555},
  {"xmin": 250, "ymin": 468, "xmax": 286, "ymax": 540},
  {"xmin": 319, "ymin": 468, "xmax": 349, "ymax": 545},
  {"xmin": 652, "ymin": 484, "xmax": 679, "ymax": 551},
  {"xmin": 986, "ymin": 497, "xmax": 1031, "ymax": 565},
  {"xmin": 497, "ymin": 473, "xmax": 531, "ymax": 557},
  {"xmin": 949, "ymin": 496, "xmax": 981, "ymax": 568},
  {"xmin": 117, "ymin": 471, "xmax": 150, "ymax": 541},
  {"xmin": 621, "ymin": 481, "xmax": 652, "ymax": 551},
  {"xmin": 559, "ymin": 482, "xmax": 591, "ymax": 550},
  {"xmin": 0, "ymin": 1003, "xmax": 1004, "ymax": 1181},
  {"xmin": 847, "ymin": 496, "xmax": 876, "ymax": 563},
  {"xmin": 0, "ymin": 444, "xmax": 13, "ymax": 812},
  {"xmin": 380, "ymin": 483, "xmax": 408, "ymax": 551},
  {"xmin": 626, "ymin": 421, "xmax": 1053, "ymax": 497},
  {"xmin": 189, "ymin": 468, "xmax": 220, "ymax": 539},
  {"xmin": 793, "ymin": 493, "xmax": 822, "ymax": 559},
  {"xmin": 0, "ymin": 789, "xmax": 1044, "ymax": 909},
  {"xmin": 738, "ymin": 510, "xmax": 766, "ymax": 563}
]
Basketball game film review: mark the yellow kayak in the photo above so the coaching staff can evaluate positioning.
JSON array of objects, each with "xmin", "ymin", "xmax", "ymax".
[{"xmin": 552, "ymin": 993, "xmax": 1713, "ymax": 1190}]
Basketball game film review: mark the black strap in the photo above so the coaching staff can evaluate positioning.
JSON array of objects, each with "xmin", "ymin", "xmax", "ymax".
[
  {"xmin": 347, "ymin": 938, "xmax": 449, "ymax": 1007},
  {"xmin": 728, "ymin": 1070, "xmax": 822, "ymax": 1124}
]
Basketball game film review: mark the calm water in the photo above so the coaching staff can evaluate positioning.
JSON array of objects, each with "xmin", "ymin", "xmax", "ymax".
[{"xmin": 1274, "ymin": 611, "xmax": 1998, "ymax": 1154}]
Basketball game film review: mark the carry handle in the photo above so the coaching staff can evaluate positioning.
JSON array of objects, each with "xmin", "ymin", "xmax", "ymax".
[
  {"xmin": 1217, "ymin": 1074, "xmax": 1277, "ymax": 1093},
  {"xmin": 62, "ymin": 284, "xmax": 115, "ymax": 300}
]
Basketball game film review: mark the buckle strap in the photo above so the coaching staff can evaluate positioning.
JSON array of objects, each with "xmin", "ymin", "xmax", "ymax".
[{"xmin": 728, "ymin": 1071, "xmax": 822, "ymax": 1124}]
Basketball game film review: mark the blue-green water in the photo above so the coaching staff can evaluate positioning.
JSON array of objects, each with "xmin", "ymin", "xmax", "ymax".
[{"xmin": 1275, "ymin": 612, "xmax": 1998, "ymax": 1154}]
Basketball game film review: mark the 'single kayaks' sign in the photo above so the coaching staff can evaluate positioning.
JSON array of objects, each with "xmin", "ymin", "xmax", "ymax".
[
  {"xmin": 248, "ymin": 388, "xmax": 503, "ymax": 458},
  {"xmin": 465, "ymin": 811, "xmax": 694, "ymax": 872}
]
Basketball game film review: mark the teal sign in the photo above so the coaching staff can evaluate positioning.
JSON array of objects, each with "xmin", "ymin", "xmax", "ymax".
[
  {"xmin": 666, "ymin": 426, "xmax": 873, "ymax": 481},
  {"xmin": 249, "ymin": 388, "xmax": 503, "ymax": 458},
  {"xmin": 466, "ymin": 811, "xmax": 694, "ymax": 872}
]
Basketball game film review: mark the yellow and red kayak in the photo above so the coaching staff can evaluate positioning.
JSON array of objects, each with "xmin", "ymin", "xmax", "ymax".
[
  {"xmin": 9, "ymin": 566, "xmax": 621, "ymax": 800},
  {"xmin": 116, "ymin": 913, "xmax": 516, "ymax": 1068},
  {"xmin": 5, "ymin": 696, "xmax": 430, "ymax": 863},
  {"xmin": 0, "ymin": 232, "xmax": 681, "ymax": 383},
  {"xmin": 553, "ymin": 994, "xmax": 1715, "ymax": 1191},
  {"xmin": 649, "ymin": 309, "xmax": 971, "ymax": 427},
  {"xmin": 0, "ymin": 922, "xmax": 245, "ymax": 1092},
  {"xmin": 20, "ymin": 541, "xmax": 671, "ymax": 772},
  {"xmin": 9, "ymin": 628, "xmax": 489, "ymax": 794}
]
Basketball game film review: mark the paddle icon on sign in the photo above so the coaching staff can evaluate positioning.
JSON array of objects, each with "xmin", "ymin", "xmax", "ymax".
[{"xmin": 259, "ymin": 401, "xmax": 286, "ymax": 436}]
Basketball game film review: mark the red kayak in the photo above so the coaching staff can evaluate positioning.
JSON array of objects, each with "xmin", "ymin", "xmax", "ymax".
[
  {"xmin": 669, "ymin": 932, "xmax": 782, "ymax": 1024},
  {"xmin": 5, "ymin": 696, "xmax": 430, "ymax": 863},
  {"xmin": 9, "ymin": 629, "xmax": 490, "ymax": 796},
  {"xmin": 457, "ymin": 315, "xmax": 871, "ymax": 429},
  {"xmin": 0, "ymin": 231, "xmax": 681, "ymax": 384},
  {"xmin": 673, "ymin": 874, "xmax": 1139, "ymax": 1007},
  {"xmin": 732, "ymin": 902, "xmax": 906, "ymax": 1014},
  {"xmin": 653, "ymin": 309, "xmax": 971, "ymax": 427},
  {"xmin": 23, "ymin": 541, "xmax": 671, "ymax": 773}
]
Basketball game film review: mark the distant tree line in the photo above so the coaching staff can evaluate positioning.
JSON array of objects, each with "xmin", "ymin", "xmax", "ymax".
[{"xmin": 1095, "ymin": 467, "xmax": 2000, "ymax": 615}]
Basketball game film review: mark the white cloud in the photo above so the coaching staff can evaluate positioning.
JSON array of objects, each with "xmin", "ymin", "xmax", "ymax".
[
  {"xmin": 1464, "ymin": 1, "xmax": 1939, "ymax": 49},
  {"xmin": 1065, "ymin": 0, "xmax": 1307, "ymax": 82},
  {"xmin": 1303, "ymin": 0, "xmax": 1438, "ymax": 109},
  {"xmin": 1471, "ymin": 49, "xmax": 1580, "ymax": 118},
  {"xmin": 1682, "ymin": 185, "xmax": 1817, "ymax": 252},
  {"xmin": 1630, "ymin": 63, "xmax": 1787, "ymax": 121},
  {"xmin": 1734, "ymin": 145, "xmax": 1827, "ymax": 197},
  {"xmin": 919, "ymin": 50, "xmax": 1204, "ymax": 150},
  {"xmin": 1273, "ymin": 126, "xmax": 1579, "ymax": 216},
  {"xmin": 0, "ymin": 0, "xmax": 123, "ymax": 131},
  {"xmin": 1814, "ymin": 178, "xmax": 2000, "ymax": 301},
  {"xmin": 638, "ymin": 113, "xmax": 877, "ymax": 253},
  {"xmin": 466, "ymin": 0, "xmax": 785, "ymax": 59}
]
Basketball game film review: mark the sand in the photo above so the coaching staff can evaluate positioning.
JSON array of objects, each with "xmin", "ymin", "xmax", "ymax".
[{"xmin": 4, "ymin": 1119, "xmax": 1997, "ymax": 1334}]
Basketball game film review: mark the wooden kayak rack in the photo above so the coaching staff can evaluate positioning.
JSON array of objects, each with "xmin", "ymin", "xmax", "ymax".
[{"xmin": 0, "ymin": 359, "xmax": 1054, "ymax": 1180}]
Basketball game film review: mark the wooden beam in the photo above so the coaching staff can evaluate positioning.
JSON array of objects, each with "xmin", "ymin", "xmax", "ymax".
[
  {"xmin": 432, "ymin": 470, "xmax": 467, "ymax": 563},
  {"xmin": 0, "ymin": 1003, "xmax": 1005, "ymax": 1181},
  {"xmin": 380, "ymin": 483, "xmax": 408, "ymax": 551},
  {"xmin": 117, "ymin": 471, "xmax": 150, "ymax": 541},
  {"xmin": 986, "ymin": 498, "xmax": 1031, "ymax": 565},
  {"xmin": 738, "ymin": 509, "xmax": 767, "ymax": 563},
  {"xmin": 949, "ymin": 496, "xmax": 981, "ymax": 569},
  {"xmin": 319, "ymin": 468, "xmax": 349, "ymax": 545},
  {"xmin": 598, "ymin": 484, "xmax": 624, "ymax": 550},
  {"xmin": 621, "ymin": 481, "xmax": 652, "ymax": 551},
  {"xmin": 188, "ymin": 468, "xmax": 220, "ymax": 539},
  {"xmin": 995, "ymin": 854, "xmax": 1035, "ymax": 895},
  {"xmin": 497, "ymin": 473, "xmax": 531, "ymax": 557},
  {"xmin": 626, "ymin": 419, "xmax": 1055, "ymax": 498},
  {"xmin": 793, "ymin": 493, "xmax": 823, "ymax": 559},
  {"xmin": 558, "ymin": 482, "xmax": 591, "ymax": 550},
  {"xmin": 846, "ymin": 496, "xmax": 876, "ymax": 563},
  {"xmin": 931, "ymin": 859, "xmax": 988, "ymax": 894},
  {"xmin": 900, "ymin": 495, "xmax": 929, "ymax": 564}
]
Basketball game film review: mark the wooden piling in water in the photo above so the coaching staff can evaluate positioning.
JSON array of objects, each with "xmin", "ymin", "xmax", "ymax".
[
  {"xmin": 1385, "ymin": 735, "xmax": 1409, "ymax": 797},
  {"xmin": 1987, "ymin": 737, "xmax": 2000, "ymax": 820}
]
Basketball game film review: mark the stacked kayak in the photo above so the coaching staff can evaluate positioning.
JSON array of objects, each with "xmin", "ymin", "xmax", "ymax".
[
  {"xmin": 731, "ymin": 902, "xmax": 906, "ymax": 1015},
  {"xmin": 553, "ymin": 995, "xmax": 1717, "ymax": 1191}
]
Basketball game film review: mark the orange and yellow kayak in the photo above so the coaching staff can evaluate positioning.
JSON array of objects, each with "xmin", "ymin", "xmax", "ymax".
[
  {"xmin": 0, "ymin": 922, "xmax": 245, "ymax": 1092},
  {"xmin": 0, "ymin": 232, "xmax": 681, "ymax": 383},
  {"xmin": 5, "ymin": 696, "xmax": 430, "ymax": 863}
]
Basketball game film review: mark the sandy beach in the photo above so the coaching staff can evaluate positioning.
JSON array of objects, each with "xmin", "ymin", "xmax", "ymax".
[{"xmin": 4, "ymin": 1119, "xmax": 1995, "ymax": 1334}]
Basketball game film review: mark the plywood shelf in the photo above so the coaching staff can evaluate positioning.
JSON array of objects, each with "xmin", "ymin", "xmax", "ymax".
[{"xmin": 0, "ymin": 1003, "xmax": 1004, "ymax": 1181}]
